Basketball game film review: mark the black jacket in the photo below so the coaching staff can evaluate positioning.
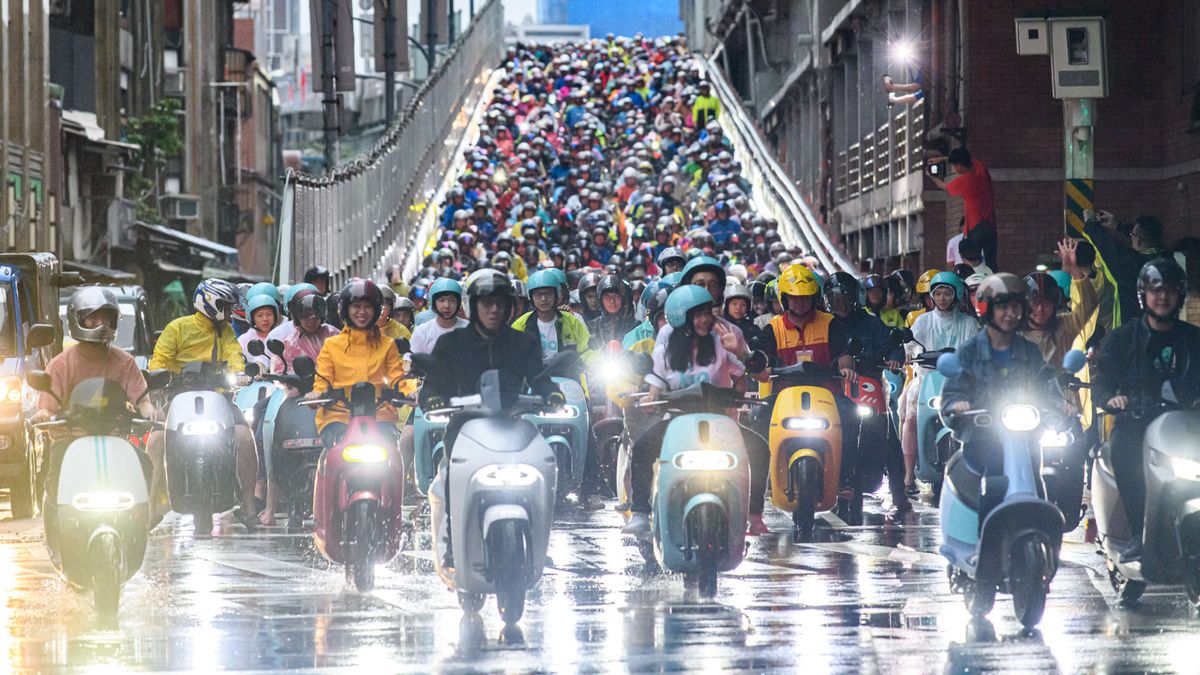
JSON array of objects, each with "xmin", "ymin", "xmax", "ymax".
[
  {"xmin": 1083, "ymin": 218, "xmax": 1158, "ymax": 326},
  {"xmin": 1094, "ymin": 317, "xmax": 1200, "ymax": 408},
  {"xmin": 419, "ymin": 325, "xmax": 558, "ymax": 409},
  {"xmin": 830, "ymin": 309, "xmax": 904, "ymax": 368},
  {"xmin": 588, "ymin": 313, "xmax": 638, "ymax": 346}
]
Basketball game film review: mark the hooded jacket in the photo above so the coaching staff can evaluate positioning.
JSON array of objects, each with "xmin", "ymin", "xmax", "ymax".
[{"xmin": 312, "ymin": 327, "xmax": 407, "ymax": 431}]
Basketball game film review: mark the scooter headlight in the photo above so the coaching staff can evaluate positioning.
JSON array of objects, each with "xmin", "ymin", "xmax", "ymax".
[
  {"xmin": 782, "ymin": 417, "xmax": 829, "ymax": 431},
  {"xmin": 342, "ymin": 444, "xmax": 388, "ymax": 463},
  {"xmin": 477, "ymin": 463, "xmax": 540, "ymax": 487},
  {"xmin": 928, "ymin": 396, "xmax": 942, "ymax": 411},
  {"xmin": 1170, "ymin": 456, "xmax": 1200, "ymax": 481},
  {"xmin": 1039, "ymin": 429, "xmax": 1073, "ymax": 448},
  {"xmin": 424, "ymin": 412, "xmax": 451, "ymax": 424},
  {"xmin": 1000, "ymin": 404, "xmax": 1040, "ymax": 432},
  {"xmin": 674, "ymin": 451, "xmax": 737, "ymax": 471},
  {"xmin": 538, "ymin": 405, "xmax": 579, "ymax": 419},
  {"xmin": 72, "ymin": 491, "xmax": 135, "ymax": 511},
  {"xmin": 592, "ymin": 356, "xmax": 627, "ymax": 386},
  {"xmin": 180, "ymin": 421, "xmax": 221, "ymax": 436},
  {"xmin": 855, "ymin": 405, "xmax": 873, "ymax": 418}
]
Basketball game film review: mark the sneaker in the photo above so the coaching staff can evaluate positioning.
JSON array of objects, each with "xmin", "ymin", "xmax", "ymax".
[
  {"xmin": 622, "ymin": 512, "xmax": 651, "ymax": 539},
  {"xmin": 612, "ymin": 501, "xmax": 631, "ymax": 513},
  {"xmin": 582, "ymin": 494, "xmax": 605, "ymax": 511},
  {"xmin": 746, "ymin": 514, "xmax": 769, "ymax": 536}
]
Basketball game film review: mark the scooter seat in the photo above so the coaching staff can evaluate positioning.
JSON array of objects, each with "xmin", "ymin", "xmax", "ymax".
[{"xmin": 944, "ymin": 450, "xmax": 981, "ymax": 512}]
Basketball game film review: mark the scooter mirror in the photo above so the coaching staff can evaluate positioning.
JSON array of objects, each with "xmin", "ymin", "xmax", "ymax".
[
  {"xmin": 244, "ymin": 362, "xmax": 260, "ymax": 378},
  {"xmin": 744, "ymin": 350, "xmax": 768, "ymax": 375},
  {"xmin": 292, "ymin": 356, "xmax": 316, "ymax": 379},
  {"xmin": 25, "ymin": 370, "xmax": 51, "ymax": 393},
  {"xmin": 26, "ymin": 324, "xmax": 55, "ymax": 349},
  {"xmin": 266, "ymin": 339, "xmax": 286, "ymax": 357},
  {"xmin": 247, "ymin": 340, "xmax": 266, "ymax": 357},
  {"xmin": 936, "ymin": 352, "xmax": 964, "ymax": 378},
  {"xmin": 1061, "ymin": 349, "xmax": 1086, "ymax": 374},
  {"xmin": 408, "ymin": 353, "xmax": 435, "ymax": 377},
  {"xmin": 142, "ymin": 369, "xmax": 171, "ymax": 391}
]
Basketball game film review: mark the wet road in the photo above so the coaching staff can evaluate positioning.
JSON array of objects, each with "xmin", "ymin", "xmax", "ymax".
[{"xmin": 2, "ymin": 494, "xmax": 1200, "ymax": 673}]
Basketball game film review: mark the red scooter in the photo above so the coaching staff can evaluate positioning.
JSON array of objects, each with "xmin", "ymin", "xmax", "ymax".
[{"xmin": 303, "ymin": 382, "xmax": 407, "ymax": 592}]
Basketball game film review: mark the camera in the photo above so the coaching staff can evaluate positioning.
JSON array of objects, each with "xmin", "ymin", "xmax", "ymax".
[{"xmin": 928, "ymin": 161, "xmax": 947, "ymax": 176}]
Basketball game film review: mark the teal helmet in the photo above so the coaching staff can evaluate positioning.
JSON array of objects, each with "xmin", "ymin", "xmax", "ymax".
[
  {"xmin": 414, "ymin": 309, "xmax": 436, "ymax": 326},
  {"xmin": 665, "ymin": 285, "xmax": 715, "ymax": 328},
  {"xmin": 680, "ymin": 255, "xmax": 726, "ymax": 288},
  {"xmin": 662, "ymin": 271, "xmax": 684, "ymax": 289},
  {"xmin": 929, "ymin": 271, "xmax": 966, "ymax": 302},
  {"xmin": 545, "ymin": 267, "xmax": 568, "ymax": 289},
  {"xmin": 428, "ymin": 277, "xmax": 463, "ymax": 301},
  {"xmin": 247, "ymin": 282, "xmax": 283, "ymax": 306},
  {"xmin": 526, "ymin": 270, "xmax": 559, "ymax": 294},
  {"xmin": 1047, "ymin": 269, "xmax": 1072, "ymax": 298},
  {"xmin": 245, "ymin": 294, "xmax": 279, "ymax": 318}
]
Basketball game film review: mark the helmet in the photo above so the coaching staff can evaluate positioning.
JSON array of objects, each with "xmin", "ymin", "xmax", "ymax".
[
  {"xmin": 929, "ymin": 271, "xmax": 967, "ymax": 303},
  {"xmin": 661, "ymin": 271, "xmax": 684, "ymax": 289},
  {"xmin": 526, "ymin": 269, "xmax": 559, "ymax": 294},
  {"xmin": 394, "ymin": 297, "xmax": 416, "ymax": 312},
  {"xmin": 644, "ymin": 287, "xmax": 671, "ymax": 326},
  {"xmin": 512, "ymin": 279, "xmax": 528, "ymax": 300},
  {"xmin": 247, "ymin": 282, "xmax": 283, "ymax": 307},
  {"xmin": 973, "ymin": 273, "xmax": 1029, "ymax": 321},
  {"xmin": 680, "ymin": 255, "xmax": 725, "ymax": 288},
  {"xmin": 463, "ymin": 268, "xmax": 516, "ymax": 323},
  {"xmin": 964, "ymin": 273, "xmax": 987, "ymax": 289},
  {"xmin": 953, "ymin": 263, "xmax": 976, "ymax": 280},
  {"xmin": 303, "ymin": 265, "xmax": 331, "ymax": 286},
  {"xmin": 578, "ymin": 271, "xmax": 602, "ymax": 295},
  {"xmin": 665, "ymin": 285, "xmax": 715, "ymax": 328},
  {"xmin": 379, "ymin": 284, "xmax": 397, "ymax": 311},
  {"xmin": 889, "ymin": 270, "xmax": 916, "ymax": 299},
  {"xmin": 822, "ymin": 272, "xmax": 862, "ymax": 312},
  {"xmin": 862, "ymin": 274, "xmax": 886, "ymax": 292},
  {"xmin": 915, "ymin": 269, "xmax": 941, "ymax": 295},
  {"xmin": 415, "ymin": 309, "xmax": 436, "ymax": 326},
  {"xmin": 545, "ymin": 267, "xmax": 568, "ymax": 291},
  {"xmin": 193, "ymin": 279, "xmax": 239, "ymax": 322},
  {"xmin": 765, "ymin": 280, "xmax": 779, "ymax": 304},
  {"xmin": 724, "ymin": 283, "xmax": 752, "ymax": 303},
  {"xmin": 1047, "ymin": 270, "xmax": 1073, "ymax": 299},
  {"xmin": 285, "ymin": 283, "xmax": 319, "ymax": 314},
  {"xmin": 337, "ymin": 279, "xmax": 384, "ymax": 326},
  {"xmin": 1137, "ymin": 258, "xmax": 1188, "ymax": 317},
  {"xmin": 657, "ymin": 246, "xmax": 686, "ymax": 269},
  {"xmin": 597, "ymin": 274, "xmax": 631, "ymax": 308},
  {"xmin": 777, "ymin": 263, "xmax": 820, "ymax": 297},
  {"xmin": 429, "ymin": 278, "xmax": 463, "ymax": 303},
  {"xmin": 292, "ymin": 292, "xmax": 328, "ymax": 322},
  {"xmin": 1025, "ymin": 272, "xmax": 1065, "ymax": 309},
  {"xmin": 66, "ymin": 287, "xmax": 120, "ymax": 344},
  {"xmin": 245, "ymin": 294, "xmax": 280, "ymax": 323}
]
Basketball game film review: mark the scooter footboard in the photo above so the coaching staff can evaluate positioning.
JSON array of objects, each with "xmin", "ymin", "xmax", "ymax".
[{"xmin": 976, "ymin": 499, "xmax": 1064, "ymax": 584}]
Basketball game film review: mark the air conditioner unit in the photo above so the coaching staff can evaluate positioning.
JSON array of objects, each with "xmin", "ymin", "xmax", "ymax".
[
  {"xmin": 162, "ymin": 194, "xmax": 200, "ymax": 220},
  {"xmin": 164, "ymin": 70, "xmax": 185, "ymax": 97}
]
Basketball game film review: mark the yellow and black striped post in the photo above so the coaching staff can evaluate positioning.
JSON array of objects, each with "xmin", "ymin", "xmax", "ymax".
[
  {"xmin": 1063, "ymin": 98, "xmax": 1095, "ymax": 237},
  {"xmin": 1065, "ymin": 178, "xmax": 1094, "ymax": 234}
]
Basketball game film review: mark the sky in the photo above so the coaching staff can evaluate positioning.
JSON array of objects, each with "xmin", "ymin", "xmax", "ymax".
[{"xmin": 504, "ymin": 0, "xmax": 539, "ymax": 25}]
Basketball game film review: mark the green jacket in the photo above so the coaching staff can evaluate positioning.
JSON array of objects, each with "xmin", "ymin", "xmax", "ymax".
[{"xmin": 512, "ymin": 310, "xmax": 599, "ymax": 365}]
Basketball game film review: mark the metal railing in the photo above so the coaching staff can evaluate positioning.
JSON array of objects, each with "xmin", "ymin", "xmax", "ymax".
[
  {"xmin": 833, "ymin": 99, "xmax": 925, "ymax": 207},
  {"xmin": 277, "ymin": 0, "xmax": 504, "ymax": 285},
  {"xmin": 700, "ymin": 59, "xmax": 857, "ymax": 275}
]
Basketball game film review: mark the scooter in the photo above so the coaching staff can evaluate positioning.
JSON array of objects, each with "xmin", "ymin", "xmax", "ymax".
[
  {"xmin": 935, "ymin": 350, "xmax": 1083, "ymax": 628},
  {"xmin": 28, "ymin": 371, "xmax": 168, "ymax": 615},
  {"xmin": 163, "ymin": 362, "xmax": 244, "ymax": 535},
  {"xmin": 589, "ymin": 341, "xmax": 629, "ymax": 500},
  {"xmin": 413, "ymin": 406, "xmax": 451, "ymax": 496},
  {"xmin": 522, "ymin": 352, "xmax": 588, "ymax": 501},
  {"xmin": 1091, "ymin": 381, "xmax": 1200, "ymax": 609},
  {"xmin": 767, "ymin": 361, "xmax": 843, "ymax": 539},
  {"xmin": 419, "ymin": 360, "xmax": 559, "ymax": 626},
  {"xmin": 234, "ymin": 340, "xmax": 275, "ymax": 427},
  {"xmin": 304, "ymin": 380, "xmax": 407, "ymax": 592},
  {"xmin": 912, "ymin": 347, "xmax": 957, "ymax": 502},
  {"xmin": 638, "ymin": 382, "xmax": 761, "ymax": 598}
]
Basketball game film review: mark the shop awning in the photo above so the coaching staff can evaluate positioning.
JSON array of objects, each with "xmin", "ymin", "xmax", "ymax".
[
  {"xmin": 135, "ymin": 221, "xmax": 238, "ymax": 257},
  {"xmin": 62, "ymin": 260, "xmax": 138, "ymax": 284},
  {"xmin": 61, "ymin": 110, "xmax": 140, "ymax": 151}
]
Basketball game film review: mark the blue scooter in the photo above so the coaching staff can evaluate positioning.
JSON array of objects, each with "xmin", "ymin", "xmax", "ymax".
[
  {"xmin": 521, "ymin": 352, "xmax": 590, "ymax": 502},
  {"xmin": 912, "ymin": 347, "xmax": 957, "ymax": 501},
  {"xmin": 936, "ymin": 350, "xmax": 1084, "ymax": 628},
  {"xmin": 639, "ymin": 382, "xmax": 763, "ymax": 598},
  {"xmin": 413, "ymin": 406, "xmax": 451, "ymax": 496}
]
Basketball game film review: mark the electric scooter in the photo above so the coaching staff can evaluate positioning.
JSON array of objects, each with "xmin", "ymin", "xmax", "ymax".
[
  {"xmin": 304, "ymin": 381, "xmax": 407, "ymax": 592},
  {"xmin": 419, "ymin": 360, "xmax": 559, "ymax": 626},
  {"xmin": 936, "ymin": 350, "xmax": 1083, "ymax": 628},
  {"xmin": 28, "ymin": 371, "xmax": 168, "ymax": 615},
  {"xmin": 638, "ymin": 382, "xmax": 763, "ymax": 598},
  {"xmin": 912, "ymin": 347, "xmax": 957, "ymax": 502},
  {"xmin": 1091, "ymin": 381, "xmax": 1200, "ymax": 609}
]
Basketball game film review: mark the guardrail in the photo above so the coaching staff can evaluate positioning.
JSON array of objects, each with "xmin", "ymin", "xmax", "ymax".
[
  {"xmin": 276, "ymin": 0, "xmax": 504, "ymax": 286},
  {"xmin": 698, "ymin": 59, "xmax": 858, "ymax": 275}
]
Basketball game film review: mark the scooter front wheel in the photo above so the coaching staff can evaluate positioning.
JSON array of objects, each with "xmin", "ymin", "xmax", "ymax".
[
  {"xmin": 496, "ymin": 586, "xmax": 526, "ymax": 625},
  {"xmin": 964, "ymin": 580, "xmax": 995, "ymax": 617},
  {"xmin": 697, "ymin": 563, "xmax": 719, "ymax": 599},
  {"xmin": 348, "ymin": 500, "xmax": 379, "ymax": 592},
  {"xmin": 458, "ymin": 591, "xmax": 485, "ymax": 613},
  {"xmin": 90, "ymin": 530, "xmax": 123, "ymax": 616},
  {"xmin": 1010, "ymin": 536, "xmax": 1052, "ymax": 628}
]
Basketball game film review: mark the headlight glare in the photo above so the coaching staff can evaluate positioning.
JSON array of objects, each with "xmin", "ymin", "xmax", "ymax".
[
  {"xmin": 855, "ymin": 405, "xmax": 873, "ymax": 417},
  {"xmin": 538, "ymin": 405, "xmax": 579, "ymax": 419},
  {"xmin": 1000, "ymin": 404, "xmax": 1040, "ymax": 432},
  {"xmin": 1039, "ymin": 429, "xmax": 1073, "ymax": 448},
  {"xmin": 674, "ymin": 451, "xmax": 736, "ymax": 471},
  {"xmin": 342, "ymin": 444, "xmax": 388, "ymax": 463},
  {"xmin": 181, "ymin": 421, "xmax": 220, "ymax": 436},
  {"xmin": 72, "ymin": 491, "xmax": 136, "ymax": 511},
  {"xmin": 783, "ymin": 417, "xmax": 829, "ymax": 431},
  {"xmin": 1170, "ymin": 456, "xmax": 1200, "ymax": 481}
]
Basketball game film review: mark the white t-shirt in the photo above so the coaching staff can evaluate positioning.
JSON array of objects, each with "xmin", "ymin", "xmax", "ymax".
[
  {"xmin": 410, "ymin": 317, "xmax": 468, "ymax": 354},
  {"xmin": 972, "ymin": 262, "xmax": 994, "ymax": 277},
  {"xmin": 946, "ymin": 233, "xmax": 964, "ymax": 266},
  {"xmin": 537, "ymin": 318, "xmax": 559, "ymax": 360}
]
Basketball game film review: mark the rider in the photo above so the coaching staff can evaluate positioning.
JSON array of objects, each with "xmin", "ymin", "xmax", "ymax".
[
  {"xmin": 906, "ymin": 269, "xmax": 941, "ymax": 327},
  {"xmin": 377, "ymin": 285, "xmax": 414, "ymax": 341},
  {"xmin": 940, "ymin": 274, "xmax": 1048, "ymax": 474},
  {"xmin": 394, "ymin": 297, "xmax": 417, "ymax": 331},
  {"xmin": 305, "ymin": 280, "xmax": 407, "ymax": 449},
  {"xmin": 1094, "ymin": 258, "xmax": 1200, "ymax": 562},
  {"xmin": 1021, "ymin": 238, "xmax": 1097, "ymax": 366},
  {"xmin": 588, "ymin": 274, "xmax": 637, "ymax": 344},
  {"xmin": 722, "ymin": 283, "xmax": 758, "ymax": 342},
  {"xmin": 513, "ymin": 270, "xmax": 597, "ymax": 365},
  {"xmin": 577, "ymin": 271, "xmax": 604, "ymax": 323},
  {"xmin": 418, "ymin": 270, "xmax": 562, "ymax": 568},
  {"xmin": 304, "ymin": 265, "xmax": 341, "ymax": 328},
  {"xmin": 863, "ymin": 274, "xmax": 905, "ymax": 329},
  {"xmin": 148, "ymin": 279, "xmax": 260, "ymax": 530},
  {"xmin": 34, "ymin": 288, "xmax": 163, "ymax": 555},
  {"xmin": 238, "ymin": 294, "xmax": 280, "ymax": 371},
  {"xmin": 656, "ymin": 246, "xmax": 686, "ymax": 276},
  {"xmin": 410, "ymin": 278, "xmax": 466, "ymax": 355},
  {"xmin": 273, "ymin": 290, "xmax": 339, "ymax": 374}
]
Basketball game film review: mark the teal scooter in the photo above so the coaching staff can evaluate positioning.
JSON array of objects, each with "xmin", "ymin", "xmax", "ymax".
[{"xmin": 913, "ymin": 347, "xmax": 957, "ymax": 501}]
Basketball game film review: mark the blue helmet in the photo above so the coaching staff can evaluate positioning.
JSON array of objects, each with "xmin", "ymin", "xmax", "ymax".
[
  {"xmin": 428, "ymin": 277, "xmax": 463, "ymax": 301},
  {"xmin": 1047, "ymin": 270, "xmax": 1072, "ymax": 299},
  {"xmin": 193, "ymin": 279, "xmax": 239, "ymax": 322},
  {"xmin": 665, "ymin": 285, "xmax": 715, "ymax": 328},
  {"xmin": 246, "ymin": 282, "xmax": 283, "ymax": 306},
  {"xmin": 545, "ymin": 267, "xmax": 568, "ymax": 289},
  {"xmin": 245, "ymin": 294, "xmax": 280, "ymax": 320},
  {"xmin": 661, "ymin": 271, "xmax": 684, "ymax": 289},
  {"xmin": 526, "ymin": 270, "xmax": 559, "ymax": 294},
  {"xmin": 414, "ymin": 309, "xmax": 436, "ymax": 326},
  {"xmin": 929, "ymin": 271, "xmax": 967, "ymax": 302},
  {"xmin": 680, "ymin": 255, "xmax": 726, "ymax": 289}
]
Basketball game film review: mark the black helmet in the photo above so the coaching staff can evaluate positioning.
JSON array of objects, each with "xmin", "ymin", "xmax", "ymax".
[
  {"xmin": 578, "ymin": 271, "xmax": 602, "ymax": 295},
  {"xmin": 337, "ymin": 279, "xmax": 384, "ymax": 326},
  {"xmin": 292, "ymin": 292, "xmax": 328, "ymax": 322},
  {"xmin": 597, "ymin": 274, "xmax": 631, "ymax": 311},
  {"xmin": 463, "ymin": 268, "xmax": 516, "ymax": 330},
  {"xmin": 656, "ymin": 246, "xmax": 685, "ymax": 269},
  {"xmin": 304, "ymin": 265, "xmax": 331, "ymax": 286},
  {"xmin": 643, "ymin": 287, "xmax": 671, "ymax": 326},
  {"xmin": 1137, "ymin": 258, "xmax": 1188, "ymax": 319},
  {"xmin": 823, "ymin": 272, "xmax": 862, "ymax": 312}
]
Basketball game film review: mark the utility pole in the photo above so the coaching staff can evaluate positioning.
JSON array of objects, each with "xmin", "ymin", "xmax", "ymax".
[
  {"xmin": 320, "ymin": 0, "xmax": 340, "ymax": 171},
  {"xmin": 448, "ymin": 0, "xmax": 456, "ymax": 42},
  {"xmin": 425, "ymin": 0, "xmax": 437, "ymax": 74},
  {"xmin": 383, "ymin": 0, "xmax": 396, "ymax": 123}
]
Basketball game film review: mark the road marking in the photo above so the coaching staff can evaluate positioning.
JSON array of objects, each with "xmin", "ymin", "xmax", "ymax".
[
  {"xmin": 193, "ymin": 550, "xmax": 316, "ymax": 578},
  {"xmin": 797, "ymin": 541, "xmax": 948, "ymax": 569},
  {"xmin": 819, "ymin": 511, "xmax": 849, "ymax": 529}
]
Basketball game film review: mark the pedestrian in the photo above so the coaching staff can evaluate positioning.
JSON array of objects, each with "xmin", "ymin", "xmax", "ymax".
[
  {"xmin": 1081, "ymin": 210, "xmax": 1165, "ymax": 327},
  {"xmin": 929, "ymin": 148, "xmax": 997, "ymax": 270},
  {"xmin": 946, "ymin": 218, "xmax": 965, "ymax": 268},
  {"xmin": 957, "ymin": 237, "xmax": 993, "ymax": 277}
]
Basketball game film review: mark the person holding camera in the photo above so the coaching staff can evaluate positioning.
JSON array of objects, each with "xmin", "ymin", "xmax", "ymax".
[
  {"xmin": 1081, "ymin": 209, "xmax": 1166, "ymax": 328},
  {"xmin": 928, "ymin": 148, "xmax": 997, "ymax": 270}
]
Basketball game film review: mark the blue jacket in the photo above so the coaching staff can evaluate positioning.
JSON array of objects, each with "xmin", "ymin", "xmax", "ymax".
[
  {"xmin": 708, "ymin": 218, "xmax": 742, "ymax": 245},
  {"xmin": 940, "ymin": 330, "xmax": 1048, "ymax": 433}
]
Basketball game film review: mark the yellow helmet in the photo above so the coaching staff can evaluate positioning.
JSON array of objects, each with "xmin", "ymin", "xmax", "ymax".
[
  {"xmin": 777, "ymin": 263, "xmax": 820, "ymax": 297},
  {"xmin": 915, "ymin": 269, "xmax": 942, "ymax": 294}
]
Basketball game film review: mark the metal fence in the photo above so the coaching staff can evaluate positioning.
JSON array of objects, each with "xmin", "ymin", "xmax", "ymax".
[
  {"xmin": 833, "ymin": 100, "xmax": 925, "ymax": 206},
  {"xmin": 278, "ymin": 0, "xmax": 504, "ymax": 286}
]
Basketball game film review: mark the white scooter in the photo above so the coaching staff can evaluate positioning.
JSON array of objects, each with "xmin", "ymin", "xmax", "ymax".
[
  {"xmin": 29, "ymin": 371, "xmax": 168, "ymax": 615},
  {"xmin": 414, "ymin": 357, "xmax": 560, "ymax": 626}
]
